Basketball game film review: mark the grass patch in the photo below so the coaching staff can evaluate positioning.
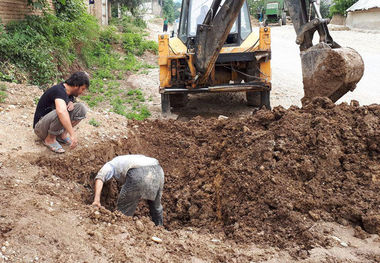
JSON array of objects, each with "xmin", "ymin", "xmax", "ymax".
[
  {"xmin": 0, "ymin": 84, "xmax": 7, "ymax": 103},
  {"xmin": 89, "ymin": 118, "xmax": 100, "ymax": 127},
  {"xmin": 109, "ymin": 88, "xmax": 151, "ymax": 120}
]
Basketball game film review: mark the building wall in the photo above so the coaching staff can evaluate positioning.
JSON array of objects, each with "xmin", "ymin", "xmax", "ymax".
[
  {"xmin": 0, "ymin": 0, "xmax": 110, "ymax": 26},
  {"xmin": 141, "ymin": 0, "xmax": 162, "ymax": 16},
  {"xmin": 152, "ymin": 0, "xmax": 162, "ymax": 16},
  {"xmin": 0, "ymin": 0, "xmax": 53, "ymax": 24},
  {"xmin": 85, "ymin": 0, "xmax": 109, "ymax": 25},
  {"xmin": 346, "ymin": 8, "xmax": 380, "ymax": 30},
  {"xmin": 330, "ymin": 14, "xmax": 346, "ymax": 25}
]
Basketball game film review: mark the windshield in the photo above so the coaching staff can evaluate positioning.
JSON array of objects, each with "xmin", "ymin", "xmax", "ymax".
[
  {"xmin": 189, "ymin": 0, "xmax": 238, "ymax": 37},
  {"xmin": 241, "ymin": 2, "xmax": 252, "ymax": 40}
]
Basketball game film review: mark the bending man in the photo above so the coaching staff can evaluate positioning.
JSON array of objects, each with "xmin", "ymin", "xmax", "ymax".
[{"xmin": 92, "ymin": 155, "xmax": 164, "ymax": 226}]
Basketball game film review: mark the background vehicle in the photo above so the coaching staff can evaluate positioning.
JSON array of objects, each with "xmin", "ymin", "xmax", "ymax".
[{"xmin": 263, "ymin": 0, "xmax": 287, "ymax": 26}]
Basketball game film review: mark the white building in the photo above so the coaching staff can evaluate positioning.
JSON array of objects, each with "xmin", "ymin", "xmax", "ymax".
[
  {"xmin": 346, "ymin": 0, "xmax": 380, "ymax": 30},
  {"xmin": 141, "ymin": 0, "xmax": 162, "ymax": 16}
]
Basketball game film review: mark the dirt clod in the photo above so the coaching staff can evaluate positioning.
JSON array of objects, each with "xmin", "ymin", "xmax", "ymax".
[
  {"xmin": 136, "ymin": 220, "xmax": 145, "ymax": 232},
  {"xmin": 362, "ymin": 214, "xmax": 380, "ymax": 235}
]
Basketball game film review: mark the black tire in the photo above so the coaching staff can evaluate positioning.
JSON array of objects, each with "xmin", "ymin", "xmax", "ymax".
[
  {"xmin": 245, "ymin": 61, "xmax": 263, "ymax": 108},
  {"xmin": 260, "ymin": 90, "xmax": 271, "ymax": 110},
  {"xmin": 169, "ymin": 93, "xmax": 188, "ymax": 108},
  {"xmin": 161, "ymin": 94, "xmax": 171, "ymax": 115},
  {"xmin": 246, "ymin": 91, "xmax": 261, "ymax": 106},
  {"xmin": 282, "ymin": 13, "xmax": 287, "ymax": 25}
]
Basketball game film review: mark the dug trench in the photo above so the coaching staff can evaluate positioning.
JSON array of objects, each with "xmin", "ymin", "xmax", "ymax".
[{"xmin": 33, "ymin": 97, "xmax": 380, "ymax": 252}]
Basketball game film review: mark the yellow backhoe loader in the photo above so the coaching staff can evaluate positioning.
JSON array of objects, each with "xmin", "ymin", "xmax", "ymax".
[{"xmin": 158, "ymin": 0, "xmax": 364, "ymax": 114}]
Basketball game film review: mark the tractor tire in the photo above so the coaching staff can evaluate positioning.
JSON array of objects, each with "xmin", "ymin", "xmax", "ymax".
[
  {"xmin": 245, "ymin": 61, "xmax": 265, "ymax": 108},
  {"xmin": 282, "ymin": 13, "xmax": 287, "ymax": 25},
  {"xmin": 169, "ymin": 94, "xmax": 188, "ymax": 108},
  {"xmin": 246, "ymin": 91, "xmax": 261, "ymax": 107},
  {"xmin": 260, "ymin": 90, "xmax": 271, "ymax": 109},
  {"xmin": 161, "ymin": 94, "xmax": 171, "ymax": 115}
]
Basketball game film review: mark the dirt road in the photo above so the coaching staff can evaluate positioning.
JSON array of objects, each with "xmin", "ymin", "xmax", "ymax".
[{"xmin": 271, "ymin": 25, "xmax": 380, "ymax": 108}]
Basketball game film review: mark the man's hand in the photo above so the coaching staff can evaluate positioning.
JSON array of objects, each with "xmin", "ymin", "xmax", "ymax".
[
  {"xmin": 93, "ymin": 179, "xmax": 104, "ymax": 209},
  {"xmin": 67, "ymin": 101, "xmax": 74, "ymax": 112},
  {"xmin": 92, "ymin": 200, "xmax": 102, "ymax": 208},
  {"xmin": 70, "ymin": 134, "xmax": 78, "ymax": 149}
]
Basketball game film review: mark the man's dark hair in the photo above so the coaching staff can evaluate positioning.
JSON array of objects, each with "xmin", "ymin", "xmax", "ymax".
[{"xmin": 65, "ymin": 72, "xmax": 90, "ymax": 88}]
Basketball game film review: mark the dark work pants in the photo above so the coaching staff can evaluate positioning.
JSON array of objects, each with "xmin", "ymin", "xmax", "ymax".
[{"xmin": 117, "ymin": 165, "xmax": 164, "ymax": 226}]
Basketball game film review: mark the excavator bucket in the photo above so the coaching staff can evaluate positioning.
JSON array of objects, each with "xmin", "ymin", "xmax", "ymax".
[
  {"xmin": 301, "ymin": 43, "xmax": 364, "ymax": 104},
  {"xmin": 285, "ymin": 0, "xmax": 365, "ymax": 105}
]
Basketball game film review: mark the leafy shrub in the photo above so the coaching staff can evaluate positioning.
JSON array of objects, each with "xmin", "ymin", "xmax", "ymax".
[
  {"xmin": 113, "ymin": 15, "xmax": 147, "ymax": 33},
  {"xmin": 330, "ymin": 0, "xmax": 358, "ymax": 16},
  {"xmin": 99, "ymin": 25, "xmax": 121, "ymax": 45},
  {"xmin": 122, "ymin": 33, "xmax": 158, "ymax": 56},
  {"xmin": 0, "ymin": 84, "xmax": 7, "ymax": 103},
  {"xmin": 0, "ymin": 11, "xmax": 100, "ymax": 85},
  {"xmin": 53, "ymin": 0, "xmax": 86, "ymax": 21}
]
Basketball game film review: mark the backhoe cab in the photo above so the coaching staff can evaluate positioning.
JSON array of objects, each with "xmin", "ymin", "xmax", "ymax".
[{"xmin": 159, "ymin": 0, "xmax": 272, "ymax": 114}]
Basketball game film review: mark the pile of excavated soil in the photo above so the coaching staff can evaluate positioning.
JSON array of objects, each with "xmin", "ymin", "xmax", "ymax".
[{"xmin": 36, "ymin": 98, "xmax": 380, "ymax": 252}]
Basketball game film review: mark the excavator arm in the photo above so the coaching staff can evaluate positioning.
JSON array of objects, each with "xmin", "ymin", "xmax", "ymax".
[
  {"xmin": 192, "ymin": 0, "xmax": 364, "ymax": 104},
  {"xmin": 193, "ymin": 0, "xmax": 246, "ymax": 85},
  {"xmin": 285, "ymin": 0, "xmax": 364, "ymax": 104}
]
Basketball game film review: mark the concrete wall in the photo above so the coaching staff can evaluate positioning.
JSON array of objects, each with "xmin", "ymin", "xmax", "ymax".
[
  {"xmin": 330, "ymin": 14, "xmax": 346, "ymax": 25},
  {"xmin": 152, "ymin": 0, "xmax": 162, "ymax": 16},
  {"xmin": 346, "ymin": 8, "xmax": 380, "ymax": 30},
  {"xmin": 142, "ymin": 0, "xmax": 162, "ymax": 15},
  {"xmin": 0, "ymin": 0, "xmax": 53, "ymax": 24},
  {"xmin": 85, "ymin": 0, "xmax": 110, "ymax": 25}
]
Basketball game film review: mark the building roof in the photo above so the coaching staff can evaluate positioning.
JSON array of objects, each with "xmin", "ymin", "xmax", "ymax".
[{"xmin": 347, "ymin": 0, "xmax": 380, "ymax": 12}]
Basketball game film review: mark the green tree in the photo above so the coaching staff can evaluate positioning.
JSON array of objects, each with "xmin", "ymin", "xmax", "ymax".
[
  {"xmin": 320, "ymin": 0, "xmax": 331, "ymax": 18},
  {"xmin": 27, "ymin": 0, "xmax": 48, "ymax": 9},
  {"xmin": 174, "ymin": 1, "xmax": 181, "ymax": 20},
  {"xmin": 330, "ymin": 0, "xmax": 358, "ymax": 16},
  {"xmin": 247, "ymin": 0, "xmax": 265, "ymax": 18},
  {"xmin": 163, "ymin": 0, "xmax": 175, "ymax": 23},
  {"xmin": 111, "ymin": 0, "xmax": 144, "ymax": 15},
  {"xmin": 53, "ymin": 0, "xmax": 86, "ymax": 20}
]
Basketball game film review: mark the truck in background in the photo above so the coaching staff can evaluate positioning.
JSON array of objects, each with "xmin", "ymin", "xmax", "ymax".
[{"xmin": 263, "ymin": 0, "xmax": 287, "ymax": 26}]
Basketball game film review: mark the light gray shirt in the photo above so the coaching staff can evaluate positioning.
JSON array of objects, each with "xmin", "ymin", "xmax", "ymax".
[{"xmin": 95, "ymin": 155, "xmax": 159, "ymax": 185}]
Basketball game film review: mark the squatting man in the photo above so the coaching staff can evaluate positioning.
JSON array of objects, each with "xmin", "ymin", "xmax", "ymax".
[
  {"xmin": 33, "ymin": 72, "xmax": 89, "ymax": 153},
  {"xmin": 92, "ymin": 155, "xmax": 165, "ymax": 226}
]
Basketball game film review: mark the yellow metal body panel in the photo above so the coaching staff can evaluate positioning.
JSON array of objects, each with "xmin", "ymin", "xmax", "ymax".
[
  {"xmin": 259, "ymin": 27, "xmax": 271, "ymax": 84},
  {"xmin": 168, "ymin": 31, "xmax": 260, "ymax": 55},
  {"xmin": 159, "ymin": 34, "xmax": 172, "ymax": 88},
  {"xmin": 159, "ymin": 28, "xmax": 272, "ymax": 90},
  {"xmin": 169, "ymin": 37, "xmax": 187, "ymax": 55}
]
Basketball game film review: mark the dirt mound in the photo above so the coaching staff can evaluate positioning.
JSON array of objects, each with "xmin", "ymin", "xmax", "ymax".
[{"xmin": 35, "ymin": 98, "xmax": 380, "ymax": 252}]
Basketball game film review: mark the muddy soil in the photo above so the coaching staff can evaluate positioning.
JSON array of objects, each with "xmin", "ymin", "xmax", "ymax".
[{"xmin": 36, "ymin": 97, "xmax": 380, "ymax": 257}]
